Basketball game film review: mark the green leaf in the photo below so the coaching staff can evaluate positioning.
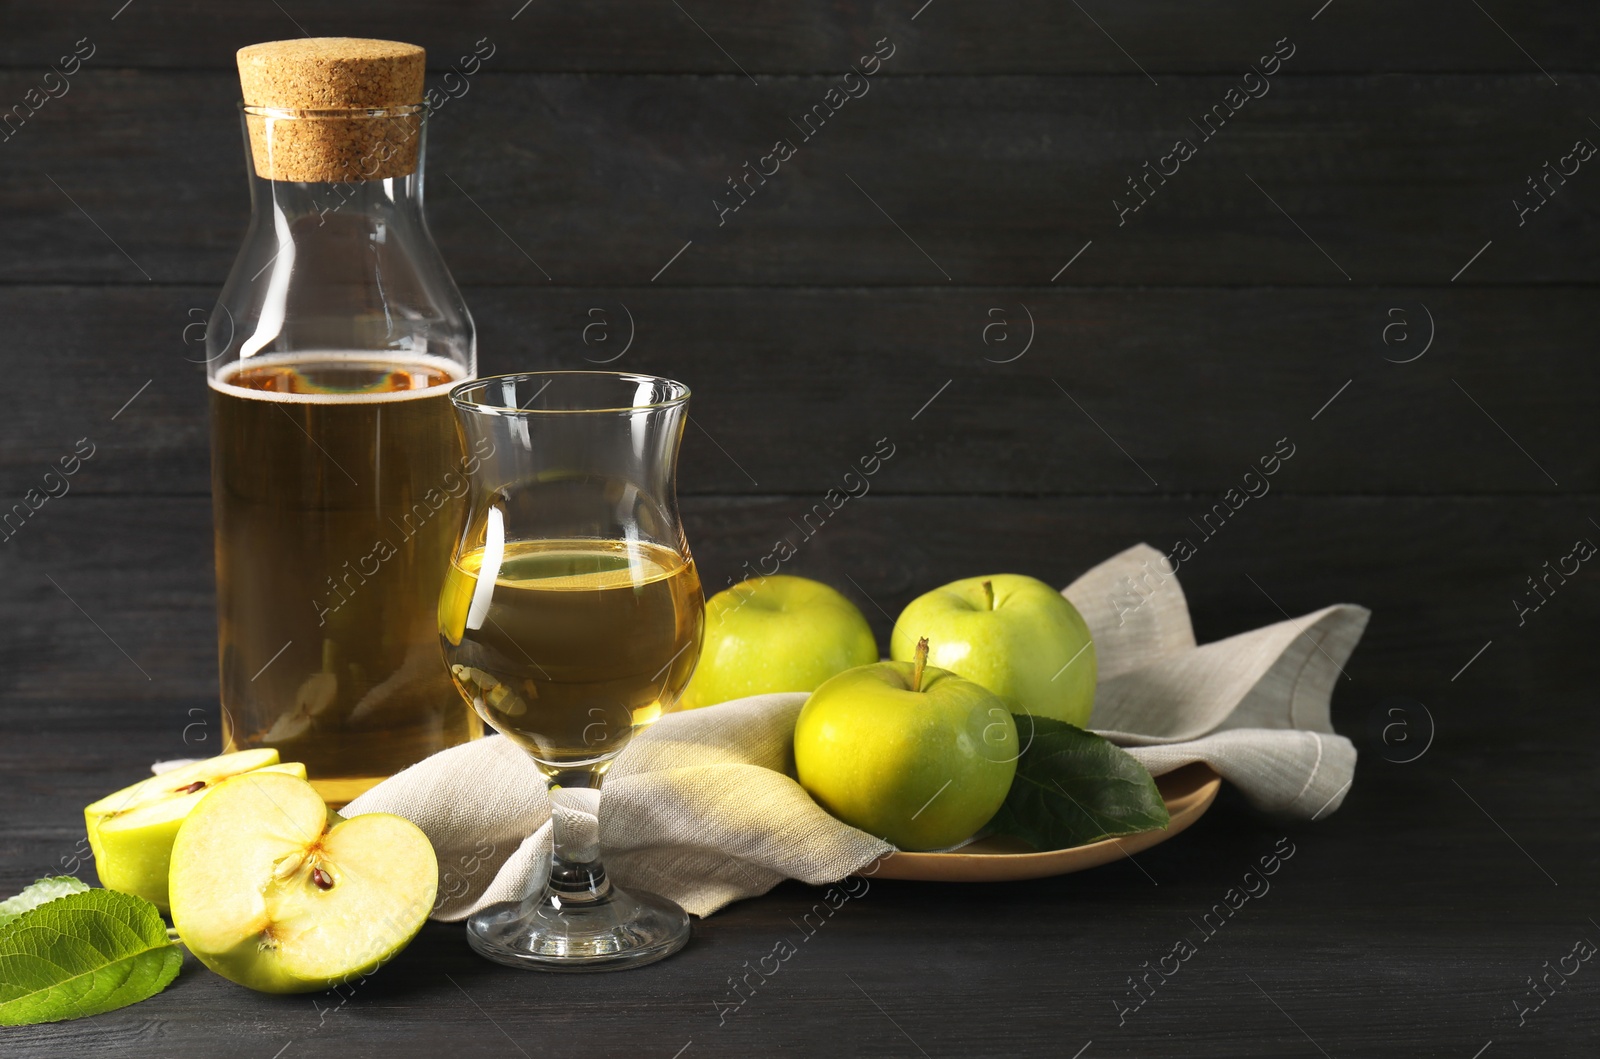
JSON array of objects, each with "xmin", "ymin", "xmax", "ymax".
[
  {"xmin": 0, "ymin": 889, "xmax": 182, "ymax": 1026},
  {"xmin": 988, "ymin": 716, "xmax": 1170, "ymax": 852},
  {"xmin": 0, "ymin": 876, "xmax": 90, "ymax": 928}
]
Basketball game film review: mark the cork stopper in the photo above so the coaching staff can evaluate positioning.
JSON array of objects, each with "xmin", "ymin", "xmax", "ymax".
[{"xmin": 237, "ymin": 38, "xmax": 426, "ymax": 183}]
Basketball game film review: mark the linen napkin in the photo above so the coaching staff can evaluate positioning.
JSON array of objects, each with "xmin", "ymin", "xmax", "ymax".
[{"xmin": 340, "ymin": 543, "xmax": 1368, "ymax": 919}]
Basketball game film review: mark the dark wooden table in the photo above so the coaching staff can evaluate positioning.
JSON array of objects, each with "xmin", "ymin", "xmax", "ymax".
[{"xmin": 3, "ymin": 2, "xmax": 1596, "ymax": 1056}]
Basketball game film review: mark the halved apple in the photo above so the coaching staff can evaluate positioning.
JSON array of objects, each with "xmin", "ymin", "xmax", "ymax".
[
  {"xmin": 169, "ymin": 770, "xmax": 437, "ymax": 993},
  {"xmin": 85, "ymin": 748, "xmax": 306, "ymax": 912}
]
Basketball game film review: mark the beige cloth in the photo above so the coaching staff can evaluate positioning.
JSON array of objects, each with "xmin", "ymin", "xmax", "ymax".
[{"xmin": 343, "ymin": 543, "xmax": 1369, "ymax": 919}]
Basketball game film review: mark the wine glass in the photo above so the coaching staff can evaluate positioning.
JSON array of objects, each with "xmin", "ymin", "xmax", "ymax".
[{"xmin": 440, "ymin": 371, "xmax": 703, "ymax": 970}]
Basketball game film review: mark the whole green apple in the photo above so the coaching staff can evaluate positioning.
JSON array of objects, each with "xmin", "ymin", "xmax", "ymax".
[
  {"xmin": 679, "ymin": 575, "xmax": 879, "ymax": 709},
  {"xmin": 890, "ymin": 574, "xmax": 1096, "ymax": 727},
  {"xmin": 794, "ymin": 639, "xmax": 1018, "ymax": 850}
]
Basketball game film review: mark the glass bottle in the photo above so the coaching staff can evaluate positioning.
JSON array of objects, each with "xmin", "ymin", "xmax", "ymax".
[{"xmin": 206, "ymin": 39, "xmax": 478, "ymax": 803}]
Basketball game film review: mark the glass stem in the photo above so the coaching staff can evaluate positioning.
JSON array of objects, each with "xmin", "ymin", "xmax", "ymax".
[{"xmin": 543, "ymin": 766, "xmax": 612, "ymax": 906}]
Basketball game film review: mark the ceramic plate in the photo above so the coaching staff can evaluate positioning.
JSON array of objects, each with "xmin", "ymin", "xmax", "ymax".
[{"xmin": 874, "ymin": 763, "xmax": 1221, "ymax": 882}]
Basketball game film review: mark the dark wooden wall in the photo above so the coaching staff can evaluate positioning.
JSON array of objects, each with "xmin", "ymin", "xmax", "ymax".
[{"xmin": 2, "ymin": 3, "xmax": 1597, "ymax": 1057}]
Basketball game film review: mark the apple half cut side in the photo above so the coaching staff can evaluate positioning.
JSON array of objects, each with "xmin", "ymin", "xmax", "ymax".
[
  {"xmin": 85, "ymin": 747, "xmax": 306, "ymax": 912},
  {"xmin": 169, "ymin": 771, "xmax": 438, "ymax": 994}
]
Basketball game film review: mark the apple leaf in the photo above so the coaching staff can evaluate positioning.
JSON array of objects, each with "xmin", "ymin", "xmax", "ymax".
[
  {"xmin": 987, "ymin": 716, "xmax": 1170, "ymax": 851},
  {"xmin": 0, "ymin": 876, "xmax": 90, "ymax": 928},
  {"xmin": 0, "ymin": 888, "xmax": 182, "ymax": 1026}
]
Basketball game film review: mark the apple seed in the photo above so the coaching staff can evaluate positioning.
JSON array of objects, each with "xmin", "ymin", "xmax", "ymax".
[
  {"xmin": 179, "ymin": 780, "xmax": 207, "ymax": 794},
  {"xmin": 311, "ymin": 867, "xmax": 334, "ymax": 890}
]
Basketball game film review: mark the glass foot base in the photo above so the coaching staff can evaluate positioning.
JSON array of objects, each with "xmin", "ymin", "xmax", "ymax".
[{"xmin": 465, "ymin": 885, "xmax": 691, "ymax": 972}]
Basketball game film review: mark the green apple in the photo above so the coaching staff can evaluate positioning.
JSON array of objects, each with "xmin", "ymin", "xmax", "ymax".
[
  {"xmin": 169, "ymin": 770, "xmax": 437, "ymax": 994},
  {"xmin": 679, "ymin": 575, "xmax": 879, "ymax": 709},
  {"xmin": 85, "ymin": 748, "xmax": 307, "ymax": 913},
  {"xmin": 794, "ymin": 638, "xmax": 1017, "ymax": 850},
  {"xmin": 891, "ymin": 574, "xmax": 1097, "ymax": 727}
]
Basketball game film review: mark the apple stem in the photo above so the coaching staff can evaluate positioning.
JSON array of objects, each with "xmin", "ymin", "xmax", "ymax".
[
  {"xmin": 911, "ymin": 637, "xmax": 929, "ymax": 693},
  {"xmin": 982, "ymin": 579, "xmax": 995, "ymax": 610}
]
